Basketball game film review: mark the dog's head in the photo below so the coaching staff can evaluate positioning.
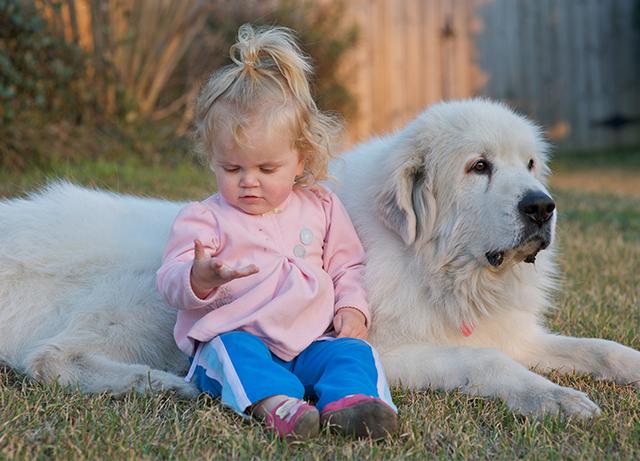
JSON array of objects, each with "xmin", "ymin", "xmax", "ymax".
[{"xmin": 376, "ymin": 98, "xmax": 554, "ymax": 270}]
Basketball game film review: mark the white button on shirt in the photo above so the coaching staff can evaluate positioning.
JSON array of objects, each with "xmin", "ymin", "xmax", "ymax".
[
  {"xmin": 293, "ymin": 244, "xmax": 306, "ymax": 258},
  {"xmin": 300, "ymin": 228, "xmax": 313, "ymax": 245},
  {"xmin": 157, "ymin": 185, "xmax": 371, "ymax": 361}
]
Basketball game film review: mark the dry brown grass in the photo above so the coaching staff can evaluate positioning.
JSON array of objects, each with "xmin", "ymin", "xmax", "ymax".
[
  {"xmin": 1, "ymin": 153, "xmax": 639, "ymax": 460},
  {"xmin": 551, "ymin": 169, "xmax": 640, "ymax": 198}
]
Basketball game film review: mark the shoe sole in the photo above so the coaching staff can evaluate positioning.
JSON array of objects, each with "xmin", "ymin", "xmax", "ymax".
[
  {"xmin": 289, "ymin": 409, "xmax": 320, "ymax": 439},
  {"xmin": 321, "ymin": 400, "xmax": 397, "ymax": 439}
]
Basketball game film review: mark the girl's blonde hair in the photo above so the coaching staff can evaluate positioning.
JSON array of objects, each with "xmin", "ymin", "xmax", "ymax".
[{"xmin": 194, "ymin": 24, "xmax": 341, "ymax": 186}]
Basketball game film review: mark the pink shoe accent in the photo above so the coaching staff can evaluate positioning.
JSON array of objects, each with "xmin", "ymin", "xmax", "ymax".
[
  {"xmin": 322, "ymin": 394, "xmax": 375, "ymax": 413},
  {"xmin": 321, "ymin": 394, "xmax": 397, "ymax": 439},
  {"xmin": 263, "ymin": 397, "xmax": 319, "ymax": 439}
]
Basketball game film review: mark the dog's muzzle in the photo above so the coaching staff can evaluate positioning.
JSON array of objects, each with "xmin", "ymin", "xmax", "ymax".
[
  {"xmin": 485, "ymin": 190, "xmax": 555, "ymax": 268},
  {"xmin": 485, "ymin": 233, "xmax": 550, "ymax": 268},
  {"xmin": 518, "ymin": 190, "xmax": 555, "ymax": 228}
]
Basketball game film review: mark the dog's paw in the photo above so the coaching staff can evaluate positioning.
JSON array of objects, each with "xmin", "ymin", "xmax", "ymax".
[
  {"xmin": 144, "ymin": 371, "xmax": 200, "ymax": 398},
  {"xmin": 509, "ymin": 384, "xmax": 601, "ymax": 419},
  {"xmin": 171, "ymin": 380, "xmax": 200, "ymax": 398},
  {"xmin": 606, "ymin": 346, "xmax": 640, "ymax": 388}
]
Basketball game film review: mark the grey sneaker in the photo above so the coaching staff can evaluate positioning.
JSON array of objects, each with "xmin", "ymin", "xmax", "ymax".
[{"xmin": 320, "ymin": 394, "xmax": 397, "ymax": 439}]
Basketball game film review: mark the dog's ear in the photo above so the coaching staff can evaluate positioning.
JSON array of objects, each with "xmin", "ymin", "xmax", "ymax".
[{"xmin": 376, "ymin": 152, "xmax": 434, "ymax": 245}]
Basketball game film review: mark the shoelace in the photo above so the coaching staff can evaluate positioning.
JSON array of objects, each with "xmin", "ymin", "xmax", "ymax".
[{"xmin": 274, "ymin": 398, "xmax": 306, "ymax": 423}]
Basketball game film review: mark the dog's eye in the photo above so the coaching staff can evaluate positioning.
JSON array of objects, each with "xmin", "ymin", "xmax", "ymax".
[
  {"xmin": 527, "ymin": 159, "xmax": 535, "ymax": 171},
  {"xmin": 471, "ymin": 160, "xmax": 491, "ymax": 174}
]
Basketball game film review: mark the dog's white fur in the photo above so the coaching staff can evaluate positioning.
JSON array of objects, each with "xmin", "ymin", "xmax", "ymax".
[{"xmin": 1, "ymin": 99, "xmax": 639, "ymax": 416}]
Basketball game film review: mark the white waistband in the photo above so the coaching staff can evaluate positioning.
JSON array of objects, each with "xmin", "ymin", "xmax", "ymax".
[{"xmin": 184, "ymin": 341, "xmax": 204, "ymax": 382}]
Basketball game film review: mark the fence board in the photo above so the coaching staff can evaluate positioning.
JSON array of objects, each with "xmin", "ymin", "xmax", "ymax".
[{"xmin": 343, "ymin": 0, "xmax": 640, "ymax": 150}]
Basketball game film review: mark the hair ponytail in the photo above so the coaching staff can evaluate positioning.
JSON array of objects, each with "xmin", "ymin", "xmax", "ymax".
[{"xmin": 195, "ymin": 24, "xmax": 341, "ymax": 185}]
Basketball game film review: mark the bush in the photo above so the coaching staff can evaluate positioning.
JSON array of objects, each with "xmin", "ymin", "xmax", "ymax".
[
  {"xmin": 1, "ymin": 0, "xmax": 358, "ymax": 170},
  {"xmin": 0, "ymin": 0, "xmax": 86, "ymax": 123}
]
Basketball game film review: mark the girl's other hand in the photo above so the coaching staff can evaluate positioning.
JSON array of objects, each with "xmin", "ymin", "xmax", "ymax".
[
  {"xmin": 190, "ymin": 239, "xmax": 259, "ymax": 298},
  {"xmin": 333, "ymin": 307, "xmax": 368, "ymax": 339}
]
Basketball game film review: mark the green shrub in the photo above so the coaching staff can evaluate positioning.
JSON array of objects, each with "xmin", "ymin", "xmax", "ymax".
[
  {"xmin": 0, "ymin": 0, "xmax": 86, "ymax": 123},
  {"xmin": 1, "ymin": 0, "xmax": 358, "ymax": 171}
]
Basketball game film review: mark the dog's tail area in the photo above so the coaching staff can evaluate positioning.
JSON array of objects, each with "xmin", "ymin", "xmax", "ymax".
[
  {"xmin": 0, "ymin": 181, "xmax": 184, "ymax": 371},
  {"xmin": 0, "ymin": 181, "xmax": 183, "ymax": 276}
]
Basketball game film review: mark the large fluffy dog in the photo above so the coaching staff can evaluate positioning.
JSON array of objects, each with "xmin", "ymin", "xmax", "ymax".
[{"xmin": 1, "ymin": 99, "xmax": 639, "ymax": 417}]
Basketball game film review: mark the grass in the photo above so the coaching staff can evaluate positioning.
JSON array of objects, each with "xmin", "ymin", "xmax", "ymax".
[
  {"xmin": 1, "ymin": 148, "xmax": 639, "ymax": 460},
  {"xmin": 0, "ymin": 156, "xmax": 214, "ymax": 202}
]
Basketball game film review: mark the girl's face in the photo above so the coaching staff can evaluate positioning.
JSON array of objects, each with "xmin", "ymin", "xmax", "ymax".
[{"xmin": 211, "ymin": 119, "xmax": 304, "ymax": 215}]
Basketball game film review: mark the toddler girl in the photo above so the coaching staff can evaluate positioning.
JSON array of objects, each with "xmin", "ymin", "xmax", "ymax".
[{"xmin": 157, "ymin": 24, "xmax": 397, "ymax": 439}]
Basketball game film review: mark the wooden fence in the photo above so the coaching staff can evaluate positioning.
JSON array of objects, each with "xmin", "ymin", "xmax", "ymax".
[{"xmin": 343, "ymin": 0, "xmax": 640, "ymax": 150}]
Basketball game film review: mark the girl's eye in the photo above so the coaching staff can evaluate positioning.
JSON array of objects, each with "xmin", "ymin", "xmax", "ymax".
[
  {"xmin": 223, "ymin": 167, "xmax": 240, "ymax": 173},
  {"xmin": 260, "ymin": 167, "xmax": 276, "ymax": 174},
  {"xmin": 471, "ymin": 159, "xmax": 491, "ymax": 174},
  {"xmin": 527, "ymin": 159, "xmax": 535, "ymax": 171}
]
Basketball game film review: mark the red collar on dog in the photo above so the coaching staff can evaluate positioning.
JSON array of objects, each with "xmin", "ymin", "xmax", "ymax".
[{"xmin": 461, "ymin": 321, "xmax": 474, "ymax": 337}]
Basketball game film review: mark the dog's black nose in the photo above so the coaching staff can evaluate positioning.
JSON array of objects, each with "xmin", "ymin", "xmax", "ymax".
[{"xmin": 518, "ymin": 190, "xmax": 555, "ymax": 225}]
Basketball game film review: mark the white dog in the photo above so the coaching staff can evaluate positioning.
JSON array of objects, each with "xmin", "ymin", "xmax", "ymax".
[{"xmin": 1, "ymin": 99, "xmax": 638, "ymax": 417}]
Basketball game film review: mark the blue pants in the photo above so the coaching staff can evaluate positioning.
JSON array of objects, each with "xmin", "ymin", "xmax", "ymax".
[{"xmin": 186, "ymin": 331, "xmax": 396, "ymax": 416}]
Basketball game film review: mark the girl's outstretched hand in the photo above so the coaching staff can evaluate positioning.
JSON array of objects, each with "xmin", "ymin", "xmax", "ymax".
[
  {"xmin": 333, "ymin": 307, "xmax": 368, "ymax": 339},
  {"xmin": 190, "ymin": 239, "xmax": 259, "ymax": 299}
]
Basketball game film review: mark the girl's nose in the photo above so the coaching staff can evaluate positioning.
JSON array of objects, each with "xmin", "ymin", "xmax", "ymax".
[{"xmin": 239, "ymin": 172, "xmax": 259, "ymax": 187}]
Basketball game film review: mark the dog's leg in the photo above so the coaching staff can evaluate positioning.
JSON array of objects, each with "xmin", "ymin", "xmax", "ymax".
[
  {"xmin": 380, "ymin": 343, "xmax": 601, "ymax": 418},
  {"xmin": 525, "ymin": 334, "xmax": 640, "ymax": 387},
  {"xmin": 24, "ymin": 342, "xmax": 198, "ymax": 398}
]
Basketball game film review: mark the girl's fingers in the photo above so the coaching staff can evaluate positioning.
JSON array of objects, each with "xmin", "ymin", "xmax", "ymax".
[
  {"xmin": 334, "ymin": 312, "xmax": 368, "ymax": 339},
  {"xmin": 228, "ymin": 265, "xmax": 259, "ymax": 280},
  {"xmin": 215, "ymin": 264, "xmax": 234, "ymax": 279},
  {"xmin": 237, "ymin": 264, "xmax": 260, "ymax": 277},
  {"xmin": 338, "ymin": 327, "xmax": 355, "ymax": 338},
  {"xmin": 210, "ymin": 260, "xmax": 224, "ymax": 272},
  {"xmin": 212, "ymin": 262, "xmax": 259, "ymax": 281},
  {"xmin": 333, "ymin": 313, "xmax": 344, "ymax": 335},
  {"xmin": 193, "ymin": 239, "xmax": 204, "ymax": 260},
  {"xmin": 342, "ymin": 327, "xmax": 367, "ymax": 339}
]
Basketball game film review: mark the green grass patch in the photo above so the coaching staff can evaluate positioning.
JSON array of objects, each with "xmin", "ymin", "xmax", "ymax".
[
  {"xmin": 550, "ymin": 145, "xmax": 640, "ymax": 172},
  {"xmin": 2, "ymin": 367, "xmax": 638, "ymax": 460},
  {"xmin": 0, "ymin": 156, "xmax": 214, "ymax": 201},
  {"xmin": 554, "ymin": 190, "xmax": 640, "ymax": 242},
  {"xmin": 1, "ymin": 156, "xmax": 640, "ymax": 460}
]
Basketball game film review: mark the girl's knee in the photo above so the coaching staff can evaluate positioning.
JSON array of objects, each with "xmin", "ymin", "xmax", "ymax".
[
  {"xmin": 217, "ymin": 330, "xmax": 271, "ymax": 355},
  {"xmin": 330, "ymin": 337, "xmax": 374, "ymax": 355}
]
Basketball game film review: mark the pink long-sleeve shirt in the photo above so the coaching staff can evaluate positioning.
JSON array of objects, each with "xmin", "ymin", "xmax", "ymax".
[{"xmin": 156, "ymin": 185, "xmax": 370, "ymax": 361}]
